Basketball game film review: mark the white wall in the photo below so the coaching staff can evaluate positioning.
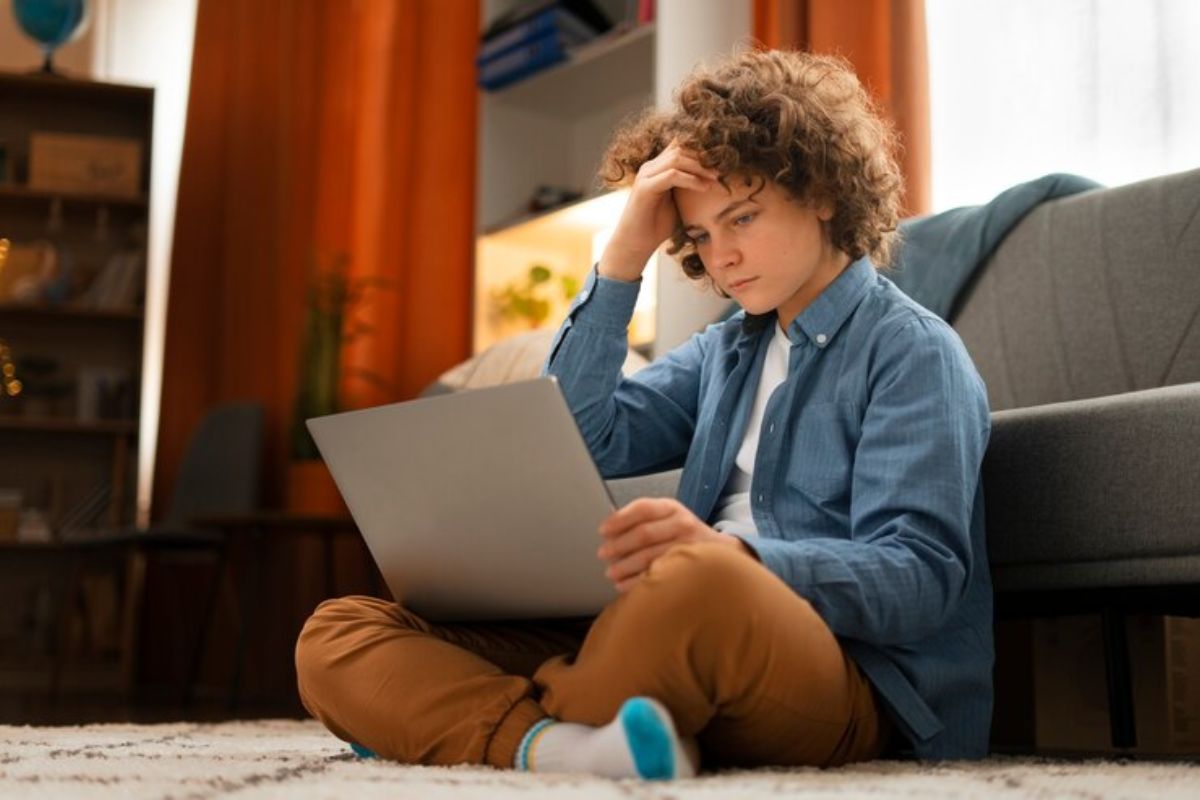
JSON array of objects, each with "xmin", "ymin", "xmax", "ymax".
[
  {"xmin": 927, "ymin": 0, "xmax": 1200, "ymax": 211},
  {"xmin": 90, "ymin": 0, "xmax": 198, "ymax": 526},
  {"xmin": 652, "ymin": 0, "xmax": 752, "ymax": 356}
]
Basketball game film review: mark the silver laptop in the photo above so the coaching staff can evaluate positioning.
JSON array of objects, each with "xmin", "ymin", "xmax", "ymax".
[{"xmin": 306, "ymin": 377, "xmax": 619, "ymax": 621}]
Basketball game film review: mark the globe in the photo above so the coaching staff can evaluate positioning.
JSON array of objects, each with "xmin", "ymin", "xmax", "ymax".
[{"xmin": 11, "ymin": 0, "xmax": 91, "ymax": 74}]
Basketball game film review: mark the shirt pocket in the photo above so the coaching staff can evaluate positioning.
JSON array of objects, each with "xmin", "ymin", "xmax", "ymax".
[{"xmin": 785, "ymin": 401, "xmax": 859, "ymax": 501}]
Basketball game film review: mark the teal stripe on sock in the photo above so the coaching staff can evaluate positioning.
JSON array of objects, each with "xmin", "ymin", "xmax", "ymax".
[
  {"xmin": 619, "ymin": 698, "xmax": 675, "ymax": 780},
  {"xmin": 516, "ymin": 717, "xmax": 556, "ymax": 771}
]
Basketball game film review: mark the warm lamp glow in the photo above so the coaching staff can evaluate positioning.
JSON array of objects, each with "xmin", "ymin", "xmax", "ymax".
[{"xmin": 474, "ymin": 189, "xmax": 657, "ymax": 352}]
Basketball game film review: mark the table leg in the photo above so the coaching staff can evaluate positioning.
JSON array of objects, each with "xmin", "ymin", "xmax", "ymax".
[
  {"xmin": 364, "ymin": 542, "xmax": 382, "ymax": 598},
  {"xmin": 229, "ymin": 526, "xmax": 266, "ymax": 713},
  {"xmin": 323, "ymin": 531, "xmax": 335, "ymax": 599},
  {"xmin": 120, "ymin": 547, "xmax": 148, "ymax": 704},
  {"xmin": 183, "ymin": 541, "xmax": 227, "ymax": 708}
]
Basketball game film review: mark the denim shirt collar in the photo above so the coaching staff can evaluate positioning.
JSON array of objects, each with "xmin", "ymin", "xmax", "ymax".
[{"xmin": 785, "ymin": 256, "xmax": 876, "ymax": 349}]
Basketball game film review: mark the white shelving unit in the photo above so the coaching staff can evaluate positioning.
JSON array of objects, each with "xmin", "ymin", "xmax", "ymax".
[{"xmin": 474, "ymin": 0, "xmax": 751, "ymax": 357}]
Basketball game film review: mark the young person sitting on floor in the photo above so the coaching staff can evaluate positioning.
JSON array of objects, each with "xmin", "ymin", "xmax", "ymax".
[{"xmin": 294, "ymin": 48, "xmax": 993, "ymax": 779}]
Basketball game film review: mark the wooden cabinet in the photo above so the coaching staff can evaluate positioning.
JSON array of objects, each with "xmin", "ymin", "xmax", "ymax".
[{"xmin": 0, "ymin": 71, "xmax": 152, "ymax": 542}]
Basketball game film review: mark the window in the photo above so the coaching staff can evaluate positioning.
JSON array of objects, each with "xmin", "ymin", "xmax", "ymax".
[{"xmin": 926, "ymin": 0, "xmax": 1200, "ymax": 211}]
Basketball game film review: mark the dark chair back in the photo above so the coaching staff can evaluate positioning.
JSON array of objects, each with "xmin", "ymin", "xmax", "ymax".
[{"xmin": 162, "ymin": 402, "xmax": 265, "ymax": 529}]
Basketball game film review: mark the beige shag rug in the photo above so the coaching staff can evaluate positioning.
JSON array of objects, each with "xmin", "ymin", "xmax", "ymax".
[{"xmin": 2, "ymin": 719, "xmax": 1198, "ymax": 799}]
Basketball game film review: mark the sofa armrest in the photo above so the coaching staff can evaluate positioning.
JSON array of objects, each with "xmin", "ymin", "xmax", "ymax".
[{"xmin": 984, "ymin": 382, "xmax": 1200, "ymax": 572}]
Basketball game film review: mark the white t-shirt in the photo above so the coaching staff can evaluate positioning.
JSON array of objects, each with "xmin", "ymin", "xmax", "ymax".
[{"xmin": 712, "ymin": 322, "xmax": 792, "ymax": 538}]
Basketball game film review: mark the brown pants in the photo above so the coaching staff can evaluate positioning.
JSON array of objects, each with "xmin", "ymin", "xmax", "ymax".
[{"xmin": 295, "ymin": 541, "xmax": 889, "ymax": 770}]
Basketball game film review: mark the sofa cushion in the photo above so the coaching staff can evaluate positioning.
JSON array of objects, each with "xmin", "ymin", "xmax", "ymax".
[{"xmin": 605, "ymin": 469, "xmax": 682, "ymax": 507}]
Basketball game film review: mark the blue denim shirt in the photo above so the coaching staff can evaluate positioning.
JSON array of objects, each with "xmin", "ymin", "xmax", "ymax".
[{"xmin": 543, "ymin": 257, "xmax": 994, "ymax": 759}]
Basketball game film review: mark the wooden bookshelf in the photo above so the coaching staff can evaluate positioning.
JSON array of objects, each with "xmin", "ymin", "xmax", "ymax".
[{"xmin": 0, "ymin": 69, "xmax": 151, "ymax": 544}]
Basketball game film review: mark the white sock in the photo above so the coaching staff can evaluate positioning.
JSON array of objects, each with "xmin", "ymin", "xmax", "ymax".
[{"xmin": 515, "ymin": 697, "xmax": 698, "ymax": 780}]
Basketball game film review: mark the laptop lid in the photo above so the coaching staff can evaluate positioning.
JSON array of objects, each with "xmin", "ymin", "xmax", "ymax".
[{"xmin": 307, "ymin": 377, "xmax": 618, "ymax": 621}]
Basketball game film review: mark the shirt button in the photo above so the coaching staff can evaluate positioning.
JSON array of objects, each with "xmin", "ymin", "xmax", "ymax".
[
  {"xmin": 768, "ymin": 423, "xmax": 775, "ymax": 434},
  {"xmin": 703, "ymin": 483, "xmax": 709, "ymax": 491},
  {"xmin": 815, "ymin": 333, "xmax": 828, "ymax": 345},
  {"xmin": 757, "ymin": 494, "xmax": 764, "ymax": 503}
]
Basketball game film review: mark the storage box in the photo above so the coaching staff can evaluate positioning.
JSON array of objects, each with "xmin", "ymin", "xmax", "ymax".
[
  {"xmin": 28, "ymin": 132, "xmax": 143, "ymax": 198},
  {"xmin": 1034, "ymin": 614, "xmax": 1200, "ymax": 755}
]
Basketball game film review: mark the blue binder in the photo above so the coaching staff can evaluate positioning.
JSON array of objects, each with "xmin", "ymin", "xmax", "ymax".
[
  {"xmin": 478, "ymin": 29, "xmax": 576, "ymax": 91},
  {"xmin": 477, "ymin": 5, "xmax": 597, "ymax": 66}
]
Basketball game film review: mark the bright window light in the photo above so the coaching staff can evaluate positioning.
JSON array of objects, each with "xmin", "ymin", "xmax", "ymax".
[
  {"xmin": 927, "ymin": 0, "xmax": 1200, "ymax": 211},
  {"xmin": 92, "ymin": 0, "xmax": 199, "ymax": 525}
]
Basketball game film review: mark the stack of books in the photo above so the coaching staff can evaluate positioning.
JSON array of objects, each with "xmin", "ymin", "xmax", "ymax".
[{"xmin": 477, "ymin": 1, "xmax": 611, "ymax": 91}]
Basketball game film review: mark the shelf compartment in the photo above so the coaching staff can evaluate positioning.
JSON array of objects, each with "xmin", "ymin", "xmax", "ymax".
[
  {"xmin": 0, "ymin": 416, "xmax": 138, "ymax": 435},
  {"xmin": 474, "ymin": 189, "xmax": 656, "ymax": 354},
  {"xmin": 477, "ymin": 23, "xmax": 655, "ymax": 232}
]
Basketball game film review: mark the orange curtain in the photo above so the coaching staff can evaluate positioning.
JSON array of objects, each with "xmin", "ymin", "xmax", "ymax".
[
  {"xmin": 153, "ymin": 0, "xmax": 478, "ymax": 516},
  {"xmin": 754, "ymin": 0, "xmax": 930, "ymax": 216}
]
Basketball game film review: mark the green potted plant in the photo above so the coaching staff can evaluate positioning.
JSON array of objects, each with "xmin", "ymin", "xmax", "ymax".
[
  {"xmin": 490, "ymin": 263, "xmax": 579, "ymax": 330},
  {"xmin": 286, "ymin": 251, "xmax": 391, "ymax": 512}
]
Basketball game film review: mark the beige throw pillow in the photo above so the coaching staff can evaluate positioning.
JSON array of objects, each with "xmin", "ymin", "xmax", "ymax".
[{"xmin": 422, "ymin": 330, "xmax": 649, "ymax": 396}]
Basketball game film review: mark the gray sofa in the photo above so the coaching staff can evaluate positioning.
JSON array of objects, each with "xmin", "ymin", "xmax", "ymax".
[
  {"xmin": 958, "ymin": 168, "xmax": 1199, "ymax": 596},
  {"xmin": 957, "ymin": 168, "xmax": 1200, "ymax": 749},
  {"xmin": 614, "ymin": 168, "xmax": 1200, "ymax": 749}
]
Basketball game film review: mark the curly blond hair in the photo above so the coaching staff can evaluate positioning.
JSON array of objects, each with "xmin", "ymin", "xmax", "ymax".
[{"xmin": 600, "ymin": 49, "xmax": 903, "ymax": 300}]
